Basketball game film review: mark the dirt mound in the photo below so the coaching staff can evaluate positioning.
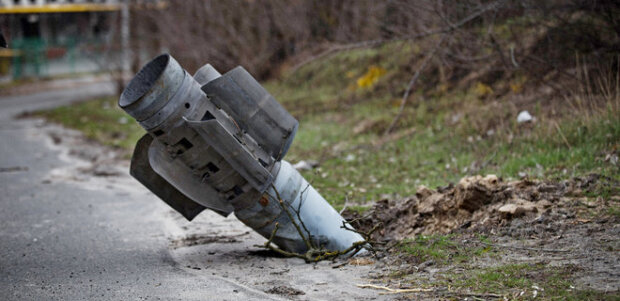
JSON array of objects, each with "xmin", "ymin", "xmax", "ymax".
[{"xmin": 344, "ymin": 174, "xmax": 616, "ymax": 240}]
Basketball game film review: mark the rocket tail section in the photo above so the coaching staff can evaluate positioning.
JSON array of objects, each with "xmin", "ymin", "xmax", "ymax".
[{"xmin": 129, "ymin": 134, "xmax": 207, "ymax": 221}]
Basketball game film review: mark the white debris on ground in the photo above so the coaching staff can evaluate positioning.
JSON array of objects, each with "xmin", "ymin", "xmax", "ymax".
[
  {"xmin": 292, "ymin": 160, "xmax": 319, "ymax": 171},
  {"xmin": 344, "ymin": 154, "xmax": 356, "ymax": 162},
  {"xmin": 517, "ymin": 110, "xmax": 534, "ymax": 123}
]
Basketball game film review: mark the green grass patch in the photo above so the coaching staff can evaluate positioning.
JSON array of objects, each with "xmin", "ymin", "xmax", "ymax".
[
  {"xmin": 607, "ymin": 206, "xmax": 620, "ymax": 219},
  {"xmin": 445, "ymin": 264, "xmax": 618, "ymax": 300},
  {"xmin": 284, "ymin": 106, "xmax": 618, "ymax": 205},
  {"xmin": 33, "ymin": 96, "xmax": 143, "ymax": 152},
  {"xmin": 397, "ymin": 234, "xmax": 494, "ymax": 265}
]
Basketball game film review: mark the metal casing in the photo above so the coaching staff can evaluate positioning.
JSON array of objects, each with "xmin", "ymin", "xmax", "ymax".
[
  {"xmin": 120, "ymin": 54, "xmax": 363, "ymax": 253},
  {"xmin": 202, "ymin": 67, "xmax": 298, "ymax": 161}
]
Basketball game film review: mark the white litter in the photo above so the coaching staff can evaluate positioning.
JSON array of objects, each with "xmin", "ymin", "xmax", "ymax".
[
  {"xmin": 517, "ymin": 110, "xmax": 533, "ymax": 123},
  {"xmin": 292, "ymin": 160, "xmax": 318, "ymax": 171},
  {"xmin": 344, "ymin": 154, "xmax": 356, "ymax": 162}
]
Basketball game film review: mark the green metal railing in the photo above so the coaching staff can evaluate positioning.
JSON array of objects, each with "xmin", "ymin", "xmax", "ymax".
[
  {"xmin": 8, "ymin": 37, "xmax": 108, "ymax": 80},
  {"xmin": 11, "ymin": 38, "xmax": 47, "ymax": 79}
]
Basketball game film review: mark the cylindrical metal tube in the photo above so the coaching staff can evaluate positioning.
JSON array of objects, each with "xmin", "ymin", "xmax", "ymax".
[
  {"xmin": 193, "ymin": 63, "xmax": 222, "ymax": 86},
  {"xmin": 236, "ymin": 161, "xmax": 364, "ymax": 253},
  {"xmin": 119, "ymin": 54, "xmax": 185, "ymax": 122}
]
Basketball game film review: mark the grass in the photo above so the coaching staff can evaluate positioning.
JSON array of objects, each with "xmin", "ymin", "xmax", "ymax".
[
  {"xmin": 392, "ymin": 235, "xmax": 618, "ymax": 300},
  {"xmin": 31, "ymin": 41, "xmax": 619, "ymax": 210},
  {"xmin": 444, "ymin": 263, "xmax": 618, "ymax": 300},
  {"xmin": 397, "ymin": 234, "xmax": 495, "ymax": 266},
  {"xmin": 284, "ymin": 100, "xmax": 618, "ymax": 208},
  {"xmin": 268, "ymin": 42, "xmax": 619, "ymax": 207},
  {"xmin": 33, "ymin": 97, "xmax": 143, "ymax": 153}
]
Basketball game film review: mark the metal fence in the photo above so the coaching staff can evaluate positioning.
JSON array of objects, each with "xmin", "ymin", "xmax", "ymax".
[{"xmin": 4, "ymin": 36, "xmax": 119, "ymax": 80}]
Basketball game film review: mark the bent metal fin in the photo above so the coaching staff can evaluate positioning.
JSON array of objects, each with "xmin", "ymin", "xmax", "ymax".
[{"xmin": 129, "ymin": 134, "xmax": 207, "ymax": 221}]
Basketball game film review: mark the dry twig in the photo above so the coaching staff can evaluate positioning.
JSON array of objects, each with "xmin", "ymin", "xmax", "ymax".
[
  {"xmin": 357, "ymin": 284, "xmax": 504, "ymax": 299},
  {"xmin": 553, "ymin": 121, "xmax": 572, "ymax": 150},
  {"xmin": 384, "ymin": 35, "xmax": 446, "ymax": 135},
  {"xmin": 255, "ymin": 184, "xmax": 372, "ymax": 262},
  {"xmin": 356, "ymin": 284, "xmax": 434, "ymax": 294}
]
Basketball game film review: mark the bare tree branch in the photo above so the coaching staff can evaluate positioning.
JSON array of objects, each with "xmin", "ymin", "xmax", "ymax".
[
  {"xmin": 289, "ymin": 0, "xmax": 505, "ymax": 73},
  {"xmin": 384, "ymin": 35, "xmax": 446, "ymax": 135}
]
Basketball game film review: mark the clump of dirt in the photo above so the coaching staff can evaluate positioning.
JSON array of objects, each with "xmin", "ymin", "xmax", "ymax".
[
  {"xmin": 345, "ymin": 173, "xmax": 618, "ymax": 240},
  {"xmin": 265, "ymin": 285, "xmax": 305, "ymax": 296},
  {"xmin": 170, "ymin": 233, "xmax": 246, "ymax": 248}
]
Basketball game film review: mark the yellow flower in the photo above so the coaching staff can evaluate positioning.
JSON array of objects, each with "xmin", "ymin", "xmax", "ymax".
[{"xmin": 356, "ymin": 66, "xmax": 386, "ymax": 89}]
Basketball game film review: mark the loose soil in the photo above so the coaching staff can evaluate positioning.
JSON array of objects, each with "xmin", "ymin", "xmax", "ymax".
[
  {"xmin": 343, "ymin": 174, "xmax": 619, "ymax": 298},
  {"xmin": 346, "ymin": 174, "xmax": 618, "ymax": 239}
]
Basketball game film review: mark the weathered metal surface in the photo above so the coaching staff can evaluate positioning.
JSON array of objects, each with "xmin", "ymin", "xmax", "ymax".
[
  {"xmin": 237, "ymin": 161, "xmax": 364, "ymax": 253},
  {"xmin": 201, "ymin": 67, "xmax": 298, "ymax": 160},
  {"xmin": 119, "ymin": 53, "xmax": 362, "ymax": 253},
  {"xmin": 119, "ymin": 54, "xmax": 184, "ymax": 122},
  {"xmin": 129, "ymin": 134, "xmax": 207, "ymax": 220},
  {"xmin": 193, "ymin": 63, "xmax": 221, "ymax": 86},
  {"xmin": 185, "ymin": 118, "xmax": 273, "ymax": 192},
  {"xmin": 148, "ymin": 137, "xmax": 234, "ymax": 216}
]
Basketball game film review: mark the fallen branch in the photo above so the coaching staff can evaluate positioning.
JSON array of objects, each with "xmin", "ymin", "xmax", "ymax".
[
  {"xmin": 356, "ymin": 284, "xmax": 434, "ymax": 294},
  {"xmin": 449, "ymin": 292, "xmax": 503, "ymax": 299},
  {"xmin": 258, "ymin": 222, "xmax": 306, "ymax": 259},
  {"xmin": 291, "ymin": 182, "xmax": 313, "ymax": 242},
  {"xmin": 339, "ymin": 196, "xmax": 349, "ymax": 214},
  {"xmin": 357, "ymin": 284, "xmax": 504, "ymax": 299},
  {"xmin": 271, "ymin": 183, "xmax": 313, "ymax": 251},
  {"xmin": 373, "ymin": 127, "xmax": 416, "ymax": 148},
  {"xmin": 255, "ymin": 185, "xmax": 373, "ymax": 262},
  {"xmin": 341, "ymin": 221, "xmax": 381, "ymax": 242}
]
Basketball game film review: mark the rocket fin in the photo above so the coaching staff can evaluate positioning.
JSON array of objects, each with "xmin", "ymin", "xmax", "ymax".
[
  {"xmin": 184, "ymin": 117, "xmax": 273, "ymax": 192},
  {"xmin": 148, "ymin": 139, "xmax": 234, "ymax": 216},
  {"xmin": 130, "ymin": 134, "xmax": 206, "ymax": 221}
]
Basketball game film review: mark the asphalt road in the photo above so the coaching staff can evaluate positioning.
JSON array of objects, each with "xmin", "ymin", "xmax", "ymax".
[{"xmin": 0, "ymin": 82, "xmax": 384, "ymax": 300}]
